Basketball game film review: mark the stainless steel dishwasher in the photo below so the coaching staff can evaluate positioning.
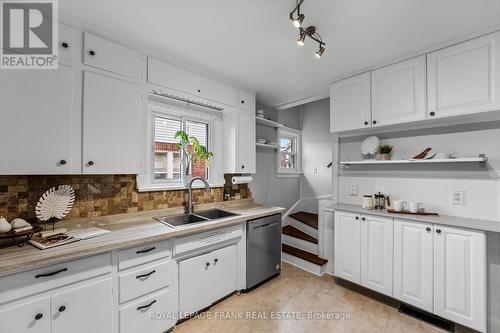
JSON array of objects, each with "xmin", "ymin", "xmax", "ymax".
[{"xmin": 246, "ymin": 213, "xmax": 282, "ymax": 289}]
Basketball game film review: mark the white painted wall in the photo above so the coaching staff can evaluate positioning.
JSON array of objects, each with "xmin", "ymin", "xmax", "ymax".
[
  {"xmin": 337, "ymin": 122, "xmax": 500, "ymax": 221},
  {"xmin": 250, "ymin": 106, "xmax": 301, "ymax": 210}
]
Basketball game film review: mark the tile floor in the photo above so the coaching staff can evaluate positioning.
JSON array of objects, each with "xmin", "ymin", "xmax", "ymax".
[{"xmin": 174, "ymin": 262, "xmax": 448, "ymax": 333}]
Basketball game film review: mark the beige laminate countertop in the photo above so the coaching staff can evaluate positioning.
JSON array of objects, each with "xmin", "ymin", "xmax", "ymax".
[
  {"xmin": 329, "ymin": 203, "xmax": 500, "ymax": 233},
  {"xmin": 0, "ymin": 200, "xmax": 284, "ymax": 277}
]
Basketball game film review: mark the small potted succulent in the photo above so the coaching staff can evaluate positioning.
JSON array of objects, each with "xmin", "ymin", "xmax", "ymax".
[{"xmin": 379, "ymin": 144, "xmax": 393, "ymax": 160}]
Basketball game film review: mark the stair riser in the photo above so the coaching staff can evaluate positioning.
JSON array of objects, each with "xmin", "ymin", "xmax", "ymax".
[
  {"xmin": 289, "ymin": 219, "xmax": 318, "ymax": 238},
  {"xmin": 282, "ymin": 253, "xmax": 326, "ymax": 276},
  {"xmin": 282, "ymin": 235, "xmax": 318, "ymax": 254}
]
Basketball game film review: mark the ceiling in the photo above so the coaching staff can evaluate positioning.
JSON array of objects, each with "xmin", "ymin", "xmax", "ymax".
[{"xmin": 60, "ymin": 0, "xmax": 500, "ymax": 108}]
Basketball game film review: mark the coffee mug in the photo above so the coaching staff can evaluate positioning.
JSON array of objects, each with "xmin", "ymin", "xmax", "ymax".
[
  {"xmin": 409, "ymin": 201, "xmax": 423, "ymax": 213},
  {"xmin": 392, "ymin": 200, "xmax": 407, "ymax": 212}
]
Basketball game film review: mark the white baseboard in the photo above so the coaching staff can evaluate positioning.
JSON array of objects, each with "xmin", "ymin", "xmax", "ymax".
[{"xmin": 282, "ymin": 235, "xmax": 318, "ymax": 254}]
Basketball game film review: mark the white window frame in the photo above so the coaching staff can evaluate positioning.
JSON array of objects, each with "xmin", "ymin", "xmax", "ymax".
[
  {"xmin": 137, "ymin": 96, "xmax": 224, "ymax": 191},
  {"xmin": 277, "ymin": 127, "xmax": 302, "ymax": 177}
]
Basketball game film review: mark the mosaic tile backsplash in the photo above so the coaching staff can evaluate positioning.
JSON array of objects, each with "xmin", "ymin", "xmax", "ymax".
[{"xmin": 0, "ymin": 175, "xmax": 251, "ymax": 221}]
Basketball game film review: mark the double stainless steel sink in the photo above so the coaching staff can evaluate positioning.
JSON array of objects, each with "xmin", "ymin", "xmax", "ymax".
[{"xmin": 154, "ymin": 209, "xmax": 240, "ymax": 228}]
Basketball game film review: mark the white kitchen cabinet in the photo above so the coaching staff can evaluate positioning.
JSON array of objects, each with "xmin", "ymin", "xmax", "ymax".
[
  {"xmin": 51, "ymin": 277, "xmax": 113, "ymax": 333},
  {"xmin": 83, "ymin": 32, "xmax": 142, "ymax": 79},
  {"xmin": 427, "ymin": 31, "xmax": 500, "ymax": 119},
  {"xmin": 360, "ymin": 214, "xmax": 393, "ymax": 296},
  {"xmin": 82, "ymin": 71, "xmax": 141, "ymax": 174},
  {"xmin": 371, "ymin": 55, "xmax": 426, "ymax": 126},
  {"xmin": 237, "ymin": 90, "xmax": 256, "ymax": 114},
  {"xmin": 147, "ymin": 57, "xmax": 237, "ymax": 106},
  {"xmin": 330, "ymin": 72, "xmax": 371, "ymax": 132},
  {"xmin": 334, "ymin": 211, "xmax": 361, "ymax": 284},
  {"xmin": 434, "ymin": 225, "xmax": 486, "ymax": 332},
  {"xmin": 178, "ymin": 252, "xmax": 213, "ymax": 317},
  {"xmin": 0, "ymin": 64, "xmax": 76, "ymax": 175},
  {"xmin": 0, "ymin": 296, "xmax": 50, "ymax": 333},
  {"xmin": 211, "ymin": 245, "xmax": 238, "ymax": 301},
  {"xmin": 223, "ymin": 109, "xmax": 256, "ymax": 173},
  {"xmin": 393, "ymin": 219, "xmax": 434, "ymax": 312},
  {"xmin": 58, "ymin": 23, "xmax": 76, "ymax": 62}
]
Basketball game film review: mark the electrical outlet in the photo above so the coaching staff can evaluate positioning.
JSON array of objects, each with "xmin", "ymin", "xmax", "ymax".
[
  {"xmin": 350, "ymin": 184, "xmax": 358, "ymax": 196},
  {"xmin": 452, "ymin": 190, "xmax": 466, "ymax": 205}
]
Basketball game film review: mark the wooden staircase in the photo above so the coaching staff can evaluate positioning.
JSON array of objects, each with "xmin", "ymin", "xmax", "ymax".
[{"xmin": 282, "ymin": 211, "xmax": 328, "ymax": 275}]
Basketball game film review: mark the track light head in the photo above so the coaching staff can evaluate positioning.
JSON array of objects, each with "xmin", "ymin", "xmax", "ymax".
[
  {"xmin": 297, "ymin": 30, "xmax": 306, "ymax": 46},
  {"xmin": 293, "ymin": 14, "xmax": 305, "ymax": 28},
  {"xmin": 315, "ymin": 46, "xmax": 325, "ymax": 59}
]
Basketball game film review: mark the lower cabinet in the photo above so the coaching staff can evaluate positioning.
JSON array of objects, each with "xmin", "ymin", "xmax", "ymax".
[
  {"xmin": 0, "ymin": 276, "xmax": 113, "ymax": 333},
  {"xmin": 433, "ymin": 225, "xmax": 486, "ymax": 332},
  {"xmin": 394, "ymin": 219, "xmax": 434, "ymax": 312},
  {"xmin": 178, "ymin": 244, "xmax": 238, "ymax": 317},
  {"xmin": 360, "ymin": 215, "xmax": 393, "ymax": 296},
  {"xmin": 0, "ymin": 296, "xmax": 51, "ymax": 333},
  {"xmin": 334, "ymin": 211, "xmax": 361, "ymax": 283}
]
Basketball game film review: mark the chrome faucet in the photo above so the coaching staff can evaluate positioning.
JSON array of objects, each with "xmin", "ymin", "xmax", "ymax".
[{"xmin": 187, "ymin": 177, "xmax": 211, "ymax": 214}]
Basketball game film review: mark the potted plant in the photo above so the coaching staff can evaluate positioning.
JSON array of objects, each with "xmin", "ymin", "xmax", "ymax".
[
  {"xmin": 175, "ymin": 131, "xmax": 214, "ymax": 184},
  {"xmin": 379, "ymin": 144, "xmax": 393, "ymax": 160}
]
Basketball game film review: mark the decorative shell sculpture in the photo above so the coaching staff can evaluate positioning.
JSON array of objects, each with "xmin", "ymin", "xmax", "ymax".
[{"xmin": 35, "ymin": 185, "xmax": 75, "ymax": 221}]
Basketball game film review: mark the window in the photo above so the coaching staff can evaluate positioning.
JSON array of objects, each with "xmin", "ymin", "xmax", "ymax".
[
  {"xmin": 277, "ymin": 127, "xmax": 301, "ymax": 175},
  {"xmin": 137, "ymin": 97, "xmax": 223, "ymax": 191}
]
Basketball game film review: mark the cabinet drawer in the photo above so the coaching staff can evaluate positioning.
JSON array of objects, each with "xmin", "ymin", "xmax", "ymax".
[
  {"xmin": 83, "ymin": 32, "xmax": 142, "ymax": 79},
  {"xmin": 118, "ymin": 259, "xmax": 176, "ymax": 304},
  {"xmin": 118, "ymin": 240, "xmax": 171, "ymax": 271},
  {"xmin": 0, "ymin": 254, "xmax": 111, "ymax": 305},
  {"xmin": 120, "ymin": 288, "xmax": 177, "ymax": 333},
  {"xmin": 58, "ymin": 23, "xmax": 75, "ymax": 61},
  {"xmin": 237, "ymin": 90, "xmax": 255, "ymax": 113},
  {"xmin": 174, "ymin": 224, "xmax": 243, "ymax": 257}
]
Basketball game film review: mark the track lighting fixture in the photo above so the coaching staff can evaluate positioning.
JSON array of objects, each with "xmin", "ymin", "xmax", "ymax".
[
  {"xmin": 289, "ymin": 0, "xmax": 326, "ymax": 58},
  {"xmin": 315, "ymin": 45, "xmax": 325, "ymax": 59}
]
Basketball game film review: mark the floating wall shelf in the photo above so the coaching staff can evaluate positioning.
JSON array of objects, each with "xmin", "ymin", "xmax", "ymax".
[
  {"xmin": 256, "ymin": 142, "xmax": 279, "ymax": 149},
  {"xmin": 256, "ymin": 117, "xmax": 283, "ymax": 128},
  {"xmin": 339, "ymin": 155, "xmax": 488, "ymax": 167}
]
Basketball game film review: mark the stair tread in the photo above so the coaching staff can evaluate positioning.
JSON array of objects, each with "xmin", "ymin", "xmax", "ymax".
[
  {"xmin": 282, "ymin": 244, "xmax": 328, "ymax": 266},
  {"xmin": 282, "ymin": 225, "xmax": 318, "ymax": 244},
  {"xmin": 289, "ymin": 211, "xmax": 318, "ymax": 229}
]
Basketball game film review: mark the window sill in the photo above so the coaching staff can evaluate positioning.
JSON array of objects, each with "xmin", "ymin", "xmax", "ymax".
[
  {"xmin": 136, "ymin": 182, "xmax": 224, "ymax": 192},
  {"xmin": 276, "ymin": 173, "xmax": 302, "ymax": 178}
]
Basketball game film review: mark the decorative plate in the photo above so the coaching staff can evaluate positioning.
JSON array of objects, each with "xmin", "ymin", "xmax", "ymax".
[
  {"xmin": 35, "ymin": 185, "xmax": 75, "ymax": 221},
  {"xmin": 361, "ymin": 136, "xmax": 380, "ymax": 156}
]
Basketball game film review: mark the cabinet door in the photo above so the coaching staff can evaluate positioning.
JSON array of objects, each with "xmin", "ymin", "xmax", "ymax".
[
  {"xmin": 211, "ymin": 245, "xmax": 238, "ymax": 301},
  {"xmin": 0, "ymin": 65, "xmax": 75, "ymax": 174},
  {"xmin": 238, "ymin": 111, "xmax": 256, "ymax": 173},
  {"xmin": 82, "ymin": 71, "xmax": 141, "ymax": 174},
  {"xmin": 434, "ymin": 226, "xmax": 486, "ymax": 332},
  {"xmin": 0, "ymin": 296, "xmax": 50, "ymax": 333},
  {"xmin": 178, "ymin": 252, "xmax": 213, "ymax": 317},
  {"xmin": 393, "ymin": 219, "xmax": 434, "ymax": 312},
  {"xmin": 360, "ymin": 215, "xmax": 393, "ymax": 296},
  {"xmin": 428, "ymin": 31, "xmax": 500, "ymax": 119},
  {"xmin": 372, "ymin": 55, "xmax": 426, "ymax": 126},
  {"xmin": 83, "ymin": 32, "xmax": 142, "ymax": 79},
  {"xmin": 52, "ymin": 277, "xmax": 113, "ymax": 333},
  {"xmin": 334, "ymin": 211, "xmax": 361, "ymax": 283},
  {"xmin": 238, "ymin": 90, "xmax": 256, "ymax": 113},
  {"xmin": 330, "ymin": 72, "xmax": 371, "ymax": 132}
]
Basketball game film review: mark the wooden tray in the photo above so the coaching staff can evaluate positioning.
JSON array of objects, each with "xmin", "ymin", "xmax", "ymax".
[
  {"xmin": 387, "ymin": 209, "xmax": 439, "ymax": 216},
  {"xmin": 0, "ymin": 226, "xmax": 43, "ymax": 247}
]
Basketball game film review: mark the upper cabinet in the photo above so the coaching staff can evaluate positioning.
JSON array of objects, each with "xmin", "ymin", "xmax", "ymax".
[
  {"xmin": 58, "ymin": 23, "xmax": 76, "ymax": 62},
  {"xmin": 82, "ymin": 72, "xmax": 141, "ymax": 174},
  {"xmin": 83, "ymin": 32, "xmax": 142, "ymax": 79},
  {"xmin": 223, "ymin": 109, "xmax": 256, "ymax": 174},
  {"xmin": 371, "ymin": 55, "xmax": 426, "ymax": 126},
  {"xmin": 427, "ymin": 31, "xmax": 500, "ymax": 119},
  {"xmin": 147, "ymin": 57, "xmax": 237, "ymax": 106},
  {"xmin": 238, "ymin": 90, "xmax": 256, "ymax": 114},
  {"xmin": 330, "ymin": 72, "xmax": 371, "ymax": 132},
  {"xmin": 0, "ymin": 65, "xmax": 76, "ymax": 175}
]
